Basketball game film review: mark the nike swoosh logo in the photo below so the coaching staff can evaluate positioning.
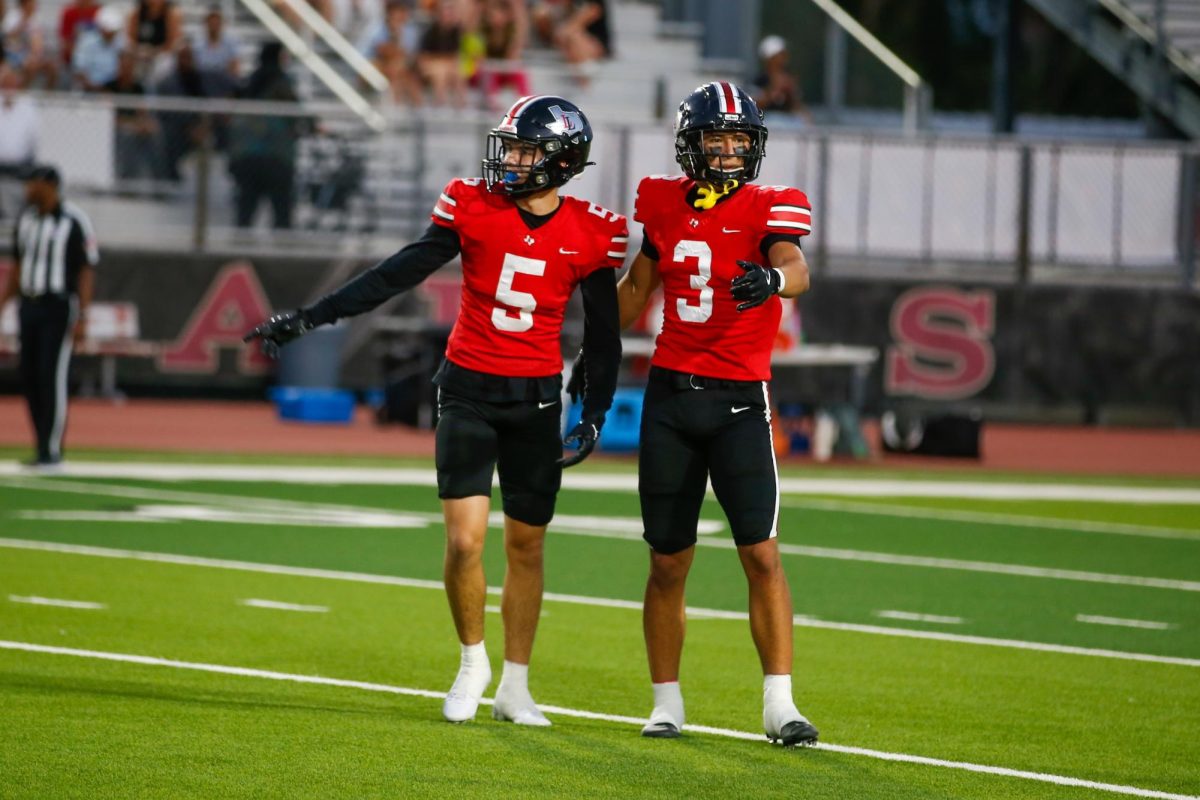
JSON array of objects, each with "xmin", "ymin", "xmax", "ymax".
[
  {"xmin": 559, "ymin": 248, "xmax": 579, "ymax": 254},
  {"xmin": 722, "ymin": 228, "xmax": 741, "ymax": 234},
  {"xmin": 538, "ymin": 401, "xmax": 557, "ymax": 409},
  {"xmin": 731, "ymin": 406, "xmax": 750, "ymax": 414}
]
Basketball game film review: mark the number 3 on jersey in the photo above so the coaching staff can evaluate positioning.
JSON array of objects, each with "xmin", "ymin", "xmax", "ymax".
[
  {"xmin": 492, "ymin": 253, "xmax": 546, "ymax": 332},
  {"xmin": 674, "ymin": 240, "xmax": 713, "ymax": 323}
]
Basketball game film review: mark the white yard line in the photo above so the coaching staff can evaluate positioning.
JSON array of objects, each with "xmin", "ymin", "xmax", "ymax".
[
  {"xmin": 0, "ymin": 640, "xmax": 1193, "ymax": 800},
  {"xmin": 2, "ymin": 478, "xmax": 1195, "ymax": 592},
  {"xmin": 238, "ymin": 599, "xmax": 329, "ymax": 613},
  {"xmin": 8, "ymin": 594, "xmax": 106, "ymax": 610},
  {"xmin": 1076, "ymin": 615, "xmax": 1175, "ymax": 631},
  {"xmin": 2, "ymin": 537, "xmax": 1197, "ymax": 669},
  {"xmin": 875, "ymin": 610, "xmax": 964, "ymax": 625},
  {"xmin": 3, "ymin": 463, "xmax": 1200, "ymax": 504},
  {"xmin": 781, "ymin": 497, "xmax": 1200, "ymax": 541}
]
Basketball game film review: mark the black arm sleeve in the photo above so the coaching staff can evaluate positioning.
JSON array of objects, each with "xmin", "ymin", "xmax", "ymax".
[
  {"xmin": 304, "ymin": 223, "xmax": 461, "ymax": 326},
  {"xmin": 640, "ymin": 235, "xmax": 659, "ymax": 261},
  {"xmin": 759, "ymin": 233, "xmax": 804, "ymax": 261},
  {"xmin": 578, "ymin": 267, "xmax": 622, "ymax": 425}
]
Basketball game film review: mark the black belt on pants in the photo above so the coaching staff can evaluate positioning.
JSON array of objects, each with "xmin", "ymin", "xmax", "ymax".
[{"xmin": 649, "ymin": 365, "xmax": 760, "ymax": 391}]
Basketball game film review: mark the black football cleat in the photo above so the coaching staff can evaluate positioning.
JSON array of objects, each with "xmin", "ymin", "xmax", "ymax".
[
  {"xmin": 641, "ymin": 721, "xmax": 681, "ymax": 739},
  {"xmin": 769, "ymin": 719, "xmax": 819, "ymax": 748}
]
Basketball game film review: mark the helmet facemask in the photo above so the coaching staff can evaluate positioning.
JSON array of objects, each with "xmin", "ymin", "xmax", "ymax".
[
  {"xmin": 676, "ymin": 126, "xmax": 767, "ymax": 184},
  {"xmin": 483, "ymin": 132, "xmax": 564, "ymax": 197}
]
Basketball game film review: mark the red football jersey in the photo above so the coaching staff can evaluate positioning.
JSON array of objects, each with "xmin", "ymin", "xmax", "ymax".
[
  {"xmin": 431, "ymin": 178, "xmax": 628, "ymax": 377},
  {"xmin": 635, "ymin": 176, "xmax": 811, "ymax": 381}
]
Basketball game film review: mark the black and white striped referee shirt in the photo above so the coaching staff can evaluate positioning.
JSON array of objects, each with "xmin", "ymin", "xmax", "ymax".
[{"xmin": 12, "ymin": 201, "xmax": 99, "ymax": 298}]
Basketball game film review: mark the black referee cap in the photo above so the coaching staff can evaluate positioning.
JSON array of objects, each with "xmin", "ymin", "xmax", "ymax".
[{"xmin": 22, "ymin": 164, "xmax": 61, "ymax": 185}]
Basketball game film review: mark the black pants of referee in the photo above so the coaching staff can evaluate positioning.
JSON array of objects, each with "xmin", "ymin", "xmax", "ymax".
[{"xmin": 18, "ymin": 294, "xmax": 76, "ymax": 463}]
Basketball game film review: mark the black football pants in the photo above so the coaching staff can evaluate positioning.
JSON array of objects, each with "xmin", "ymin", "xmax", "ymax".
[{"xmin": 19, "ymin": 294, "xmax": 76, "ymax": 462}]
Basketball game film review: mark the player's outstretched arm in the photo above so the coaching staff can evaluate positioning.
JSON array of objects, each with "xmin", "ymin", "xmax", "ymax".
[
  {"xmin": 616, "ymin": 251, "xmax": 661, "ymax": 330},
  {"xmin": 243, "ymin": 223, "xmax": 462, "ymax": 358}
]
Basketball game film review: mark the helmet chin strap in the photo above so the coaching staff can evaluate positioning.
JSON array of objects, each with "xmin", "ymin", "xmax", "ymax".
[{"xmin": 693, "ymin": 178, "xmax": 739, "ymax": 209}]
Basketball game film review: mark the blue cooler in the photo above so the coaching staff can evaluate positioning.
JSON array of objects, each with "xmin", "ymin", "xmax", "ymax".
[
  {"xmin": 274, "ymin": 387, "xmax": 356, "ymax": 424},
  {"xmin": 565, "ymin": 387, "xmax": 644, "ymax": 452}
]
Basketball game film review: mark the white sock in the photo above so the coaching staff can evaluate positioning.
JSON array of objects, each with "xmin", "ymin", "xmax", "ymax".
[
  {"xmin": 763, "ymin": 673, "xmax": 792, "ymax": 705},
  {"xmin": 461, "ymin": 641, "xmax": 488, "ymax": 667},
  {"xmin": 497, "ymin": 660, "xmax": 529, "ymax": 695},
  {"xmin": 651, "ymin": 681, "xmax": 685, "ymax": 725}
]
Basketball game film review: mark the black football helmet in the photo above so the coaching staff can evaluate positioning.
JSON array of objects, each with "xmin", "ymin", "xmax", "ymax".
[
  {"xmin": 482, "ymin": 95, "xmax": 595, "ymax": 196},
  {"xmin": 675, "ymin": 82, "xmax": 768, "ymax": 183}
]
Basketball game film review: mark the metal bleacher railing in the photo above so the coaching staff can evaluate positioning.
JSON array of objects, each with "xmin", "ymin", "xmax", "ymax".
[{"xmin": 16, "ymin": 90, "xmax": 1196, "ymax": 288}]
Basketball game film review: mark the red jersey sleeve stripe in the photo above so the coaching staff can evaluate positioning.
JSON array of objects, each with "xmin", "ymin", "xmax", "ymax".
[
  {"xmin": 439, "ymin": 192, "xmax": 457, "ymax": 207},
  {"xmin": 433, "ymin": 205, "xmax": 454, "ymax": 222},
  {"xmin": 770, "ymin": 204, "xmax": 810, "ymax": 215}
]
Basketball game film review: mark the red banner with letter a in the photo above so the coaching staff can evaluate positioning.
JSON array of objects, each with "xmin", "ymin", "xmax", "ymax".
[{"xmin": 159, "ymin": 261, "xmax": 274, "ymax": 374}]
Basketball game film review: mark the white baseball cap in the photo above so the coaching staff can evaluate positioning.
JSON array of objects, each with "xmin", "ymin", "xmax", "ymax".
[
  {"xmin": 97, "ymin": 5, "xmax": 126, "ymax": 33},
  {"xmin": 759, "ymin": 35, "xmax": 787, "ymax": 60}
]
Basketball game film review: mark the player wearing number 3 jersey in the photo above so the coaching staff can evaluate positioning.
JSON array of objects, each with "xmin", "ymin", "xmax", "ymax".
[
  {"xmin": 244, "ymin": 96, "xmax": 626, "ymax": 728},
  {"xmin": 617, "ymin": 82, "xmax": 820, "ymax": 746}
]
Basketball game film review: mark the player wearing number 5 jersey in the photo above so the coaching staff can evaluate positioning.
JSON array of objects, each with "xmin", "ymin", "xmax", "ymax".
[
  {"xmin": 245, "ymin": 96, "xmax": 626, "ymax": 728},
  {"xmin": 616, "ymin": 82, "xmax": 819, "ymax": 746}
]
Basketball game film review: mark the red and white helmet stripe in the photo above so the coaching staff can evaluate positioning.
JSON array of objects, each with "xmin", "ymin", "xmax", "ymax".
[
  {"xmin": 497, "ymin": 95, "xmax": 549, "ymax": 133},
  {"xmin": 709, "ymin": 81, "xmax": 743, "ymax": 115}
]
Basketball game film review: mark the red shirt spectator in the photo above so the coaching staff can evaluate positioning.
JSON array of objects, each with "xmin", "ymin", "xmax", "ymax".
[{"xmin": 58, "ymin": 0, "xmax": 98, "ymax": 66}]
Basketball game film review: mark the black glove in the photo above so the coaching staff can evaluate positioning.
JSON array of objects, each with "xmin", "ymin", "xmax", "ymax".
[
  {"xmin": 243, "ymin": 310, "xmax": 314, "ymax": 360},
  {"xmin": 565, "ymin": 350, "xmax": 586, "ymax": 404},
  {"xmin": 730, "ymin": 260, "xmax": 782, "ymax": 312},
  {"xmin": 558, "ymin": 419, "xmax": 600, "ymax": 468}
]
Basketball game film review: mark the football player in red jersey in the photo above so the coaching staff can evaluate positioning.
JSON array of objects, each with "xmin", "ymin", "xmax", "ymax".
[
  {"xmin": 617, "ymin": 82, "xmax": 819, "ymax": 746},
  {"xmin": 245, "ymin": 96, "xmax": 626, "ymax": 727}
]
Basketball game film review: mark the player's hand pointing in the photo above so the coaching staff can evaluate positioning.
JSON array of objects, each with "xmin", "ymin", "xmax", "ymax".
[{"xmin": 243, "ymin": 310, "xmax": 313, "ymax": 360}]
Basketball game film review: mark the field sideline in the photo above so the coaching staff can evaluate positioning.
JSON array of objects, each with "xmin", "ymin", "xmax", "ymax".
[{"xmin": 1, "ymin": 456, "xmax": 1197, "ymax": 799}]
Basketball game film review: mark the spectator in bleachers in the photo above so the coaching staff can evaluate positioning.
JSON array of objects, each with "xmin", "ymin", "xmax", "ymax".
[
  {"xmin": 192, "ymin": 5, "xmax": 240, "ymax": 79},
  {"xmin": 0, "ymin": 62, "xmax": 36, "ymax": 217},
  {"xmin": 155, "ymin": 43, "xmax": 226, "ymax": 182},
  {"xmin": 751, "ymin": 35, "xmax": 809, "ymax": 119},
  {"xmin": 475, "ymin": 0, "xmax": 529, "ymax": 111},
  {"xmin": 325, "ymin": 0, "xmax": 380, "ymax": 36},
  {"xmin": 104, "ymin": 49, "xmax": 162, "ymax": 181},
  {"xmin": 3, "ymin": 0, "xmax": 57, "ymax": 88},
  {"xmin": 70, "ymin": 4, "xmax": 123, "ymax": 91},
  {"xmin": 360, "ymin": 0, "xmax": 422, "ymax": 106},
  {"xmin": 531, "ymin": 0, "xmax": 610, "ymax": 84},
  {"xmin": 229, "ymin": 42, "xmax": 310, "ymax": 229},
  {"xmin": 127, "ymin": 0, "xmax": 182, "ymax": 81},
  {"xmin": 417, "ymin": 0, "xmax": 465, "ymax": 108},
  {"xmin": 57, "ymin": 0, "xmax": 98, "ymax": 70}
]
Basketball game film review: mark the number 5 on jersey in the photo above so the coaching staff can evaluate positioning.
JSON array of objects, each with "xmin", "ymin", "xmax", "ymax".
[{"xmin": 492, "ymin": 253, "xmax": 546, "ymax": 332}]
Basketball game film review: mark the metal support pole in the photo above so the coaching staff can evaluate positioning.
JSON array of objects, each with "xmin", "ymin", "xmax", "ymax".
[
  {"xmin": 824, "ymin": 19, "xmax": 846, "ymax": 124},
  {"xmin": 192, "ymin": 112, "xmax": 211, "ymax": 253},
  {"xmin": 1015, "ymin": 145, "xmax": 1033, "ymax": 285},
  {"xmin": 815, "ymin": 135, "xmax": 830, "ymax": 276},
  {"xmin": 991, "ymin": 0, "xmax": 1017, "ymax": 134},
  {"xmin": 1178, "ymin": 151, "xmax": 1197, "ymax": 289}
]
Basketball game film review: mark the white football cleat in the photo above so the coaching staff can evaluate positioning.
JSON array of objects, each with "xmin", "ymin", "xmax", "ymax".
[
  {"xmin": 491, "ymin": 688, "xmax": 552, "ymax": 727},
  {"xmin": 442, "ymin": 661, "xmax": 492, "ymax": 723}
]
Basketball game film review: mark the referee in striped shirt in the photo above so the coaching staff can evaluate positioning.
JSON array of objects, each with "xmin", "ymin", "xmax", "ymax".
[{"xmin": 0, "ymin": 165, "xmax": 99, "ymax": 467}]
